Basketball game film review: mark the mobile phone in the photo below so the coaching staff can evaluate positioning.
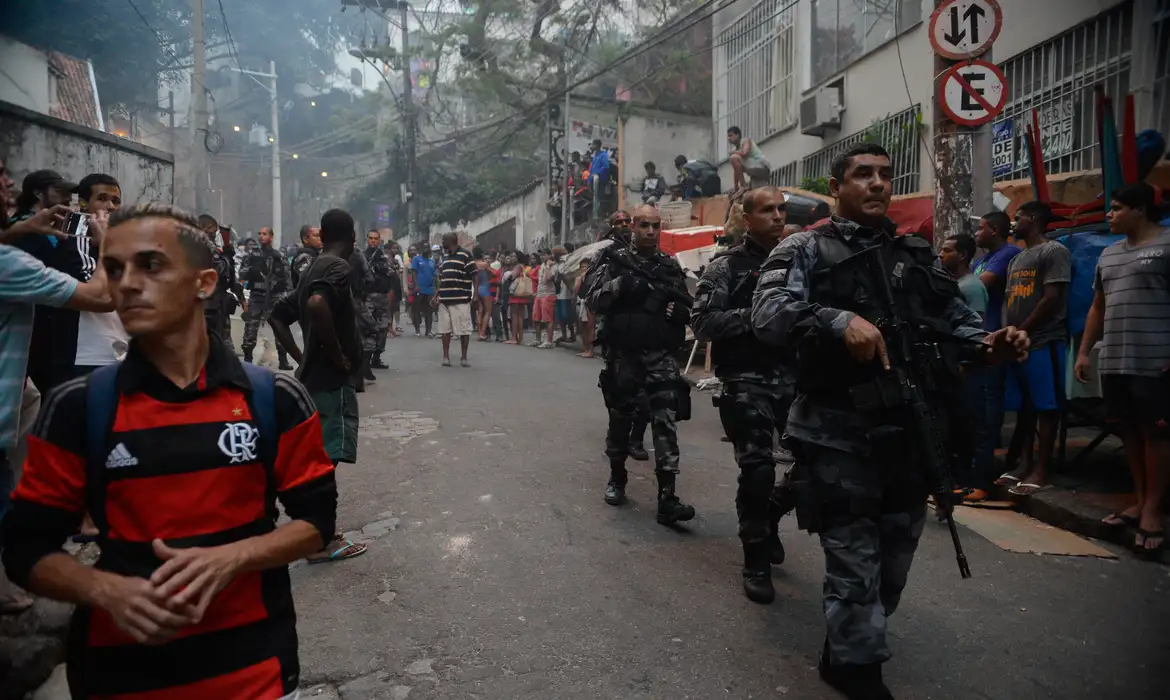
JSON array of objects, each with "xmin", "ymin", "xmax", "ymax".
[{"xmin": 60, "ymin": 211, "xmax": 91, "ymax": 237}]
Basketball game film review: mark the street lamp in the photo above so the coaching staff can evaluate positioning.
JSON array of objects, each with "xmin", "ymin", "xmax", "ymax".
[
  {"xmin": 292, "ymin": 153, "xmax": 299, "ymax": 159},
  {"xmin": 233, "ymin": 125, "xmax": 241, "ymax": 132},
  {"xmin": 310, "ymin": 100, "xmax": 317, "ymax": 107},
  {"xmin": 321, "ymin": 171, "xmax": 329, "ymax": 177}
]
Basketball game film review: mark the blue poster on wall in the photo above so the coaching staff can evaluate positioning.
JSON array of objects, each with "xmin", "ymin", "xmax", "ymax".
[
  {"xmin": 375, "ymin": 204, "xmax": 391, "ymax": 228},
  {"xmin": 992, "ymin": 120, "xmax": 1014, "ymax": 178}
]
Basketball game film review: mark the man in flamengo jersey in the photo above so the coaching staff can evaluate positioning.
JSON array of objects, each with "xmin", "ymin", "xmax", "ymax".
[{"xmin": 2, "ymin": 202, "xmax": 338, "ymax": 699}]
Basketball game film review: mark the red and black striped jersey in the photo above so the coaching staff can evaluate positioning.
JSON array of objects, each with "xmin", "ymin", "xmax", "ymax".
[{"xmin": 2, "ymin": 340, "xmax": 337, "ymax": 700}]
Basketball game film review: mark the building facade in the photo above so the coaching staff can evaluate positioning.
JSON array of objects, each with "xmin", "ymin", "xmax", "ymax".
[{"xmin": 712, "ymin": 0, "xmax": 1168, "ymax": 195}]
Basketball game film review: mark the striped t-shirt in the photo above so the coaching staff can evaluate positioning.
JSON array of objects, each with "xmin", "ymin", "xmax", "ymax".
[
  {"xmin": 437, "ymin": 247, "xmax": 475, "ymax": 304},
  {"xmin": 1093, "ymin": 229, "xmax": 1170, "ymax": 376}
]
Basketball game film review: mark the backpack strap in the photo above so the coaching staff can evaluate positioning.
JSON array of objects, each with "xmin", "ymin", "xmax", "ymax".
[
  {"xmin": 241, "ymin": 363, "xmax": 278, "ymax": 472},
  {"xmin": 84, "ymin": 363, "xmax": 122, "ymax": 534}
]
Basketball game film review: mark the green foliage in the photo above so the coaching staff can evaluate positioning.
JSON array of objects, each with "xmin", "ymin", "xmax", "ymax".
[
  {"xmin": 6, "ymin": 0, "xmax": 351, "ymax": 109},
  {"xmin": 799, "ymin": 176, "xmax": 832, "ymax": 196}
]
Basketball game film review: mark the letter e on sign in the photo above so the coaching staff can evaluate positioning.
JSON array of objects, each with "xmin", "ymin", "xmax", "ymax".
[
  {"xmin": 929, "ymin": 0, "xmax": 1003, "ymax": 60},
  {"xmin": 938, "ymin": 61, "xmax": 1008, "ymax": 127}
]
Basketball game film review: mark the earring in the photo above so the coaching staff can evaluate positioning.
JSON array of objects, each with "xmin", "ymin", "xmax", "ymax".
[{"xmin": 197, "ymin": 291, "xmax": 209, "ymax": 300}]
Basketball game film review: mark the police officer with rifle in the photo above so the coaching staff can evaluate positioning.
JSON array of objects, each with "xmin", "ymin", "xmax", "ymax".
[
  {"xmin": 692, "ymin": 186, "xmax": 792, "ymax": 605},
  {"xmin": 581, "ymin": 211, "xmax": 651, "ymax": 461},
  {"xmin": 585, "ymin": 204, "xmax": 696, "ymax": 525},
  {"xmin": 752, "ymin": 143, "xmax": 1029, "ymax": 700},
  {"xmin": 240, "ymin": 225, "xmax": 292, "ymax": 368}
]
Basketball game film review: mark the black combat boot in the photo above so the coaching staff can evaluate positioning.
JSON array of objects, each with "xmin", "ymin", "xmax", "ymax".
[
  {"xmin": 768, "ymin": 517, "xmax": 786, "ymax": 566},
  {"xmin": 362, "ymin": 352, "xmax": 377, "ymax": 381},
  {"xmin": 741, "ymin": 542, "xmax": 775, "ymax": 604},
  {"xmin": 629, "ymin": 423, "xmax": 649, "ymax": 461},
  {"xmin": 655, "ymin": 472, "xmax": 696, "ymax": 525},
  {"xmin": 242, "ymin": 349, "xmax": 254, "ymax": 364},
  {"xmin": 277, "ymin": 351, "xmax": 293, "ymax": 371},
  {"xmin": 370, "ymin": 355, "xmax": 389, "ymax": 369},
  {"xmin": 604, "ymin": 461, "xmax": 628, "ymax": 506},
  {"xmin": 818, "ymin": 639, "xmax": 894, "ymax": 700}
]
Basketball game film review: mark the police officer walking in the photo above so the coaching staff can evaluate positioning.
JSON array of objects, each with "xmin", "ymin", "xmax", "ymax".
[
  {"xmin": 752, "ymin": 143, "xmax": 1030, "ymax": 700},
  {"xmin": 692, "ymin": 186, "xmax": 791, "ymax": 604},
  {"xmin": 581, "ymin": 211, "xmax": 651, "ymax": 461},
  {"xmin": 585, "ymin": 204, "xmax": 695, "ymax": 525},
  {"xmin": 349, "ymin": 246, "xmax": 379, "ymax": 387},
  {"xmin": 197, "ymin": 214, "xmax": 244, "ymax": 352},
  {"xmin": 240, "ymin": 226, "xmax": 292, "ymax": 369},
  {"xmin": 364, "ymin": 229, "xmax": 395, "ymax": 369}
]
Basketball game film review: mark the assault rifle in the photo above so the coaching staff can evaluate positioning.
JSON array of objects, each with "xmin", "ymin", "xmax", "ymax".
[
  {"xmin": 850, "ymin": 243, "xmax": 972, "ymax": 580},
  {"xmin": 597, "ymin": 242, "xmax": 693, "ymax": 309}
]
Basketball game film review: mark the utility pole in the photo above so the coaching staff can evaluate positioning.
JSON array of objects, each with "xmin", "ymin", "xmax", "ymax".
[
  {"xmin": 229, "ymin": 63, "xmax": 282, "ymax": 241},
  {"xmin": 399, "ymin": 1, "xmax": 417, "ymax": 243},
  {"xmin": 269, "ymin": 60, "xmax": 282, "ymax": 238},
  {"xmin": 191, "ymin": 0, "xmax": 208, "ymax": 214},
  {"xmin": 561, "ymin": 88, "xmax": 570, "ymax": 245},
  {"xmin": 929, "ymin": 0, "xmax": 1004, "ymax": 248}
]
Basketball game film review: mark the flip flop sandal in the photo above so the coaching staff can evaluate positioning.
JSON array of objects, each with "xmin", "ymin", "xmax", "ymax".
[
  {"xmin": 994, "ymin": 473, "xmax": 1022, "ymax": 487},
  {"xmin": 1101, "ymin": 512, "xmax": 1140, "ymax": 528},
  {"xmin": 1008, "ymin": 483, "xmax": 1052, "ymax": 497},
  {"xmin": 1134, "ymin": 528, "xmax": 1166, "ymax": 556},
  {"xmin": 307, "ymin": 540, "xmax": 368, "ymax": 565}
]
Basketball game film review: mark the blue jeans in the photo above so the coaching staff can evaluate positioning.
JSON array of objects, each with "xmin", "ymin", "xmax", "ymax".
[{"xmin": 962, "ymin": 364, "xmax": 1004, "ymax": 488}]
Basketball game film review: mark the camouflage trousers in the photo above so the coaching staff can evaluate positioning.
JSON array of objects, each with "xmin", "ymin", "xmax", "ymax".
[
  {"xmin": 357, "ymin": 292, "xmax": 378, "ymax": 354},
  {"xmin": 600, "ymin": 348, "xmax": 681, "ymax": 475},
  {"xmin": 364, "ymin": 292, "xmax": 393, "ymax": 356},
  {"xmin": 717, "ymin": 379, "xmax": 793, "ymax": 547},
  {"xmin": 801, "ymin": 443, "xmax": 927, "ymax": 667},
  {"xmin": 241, "ymin": 293, "xmax": 287, "ymax": 362}
]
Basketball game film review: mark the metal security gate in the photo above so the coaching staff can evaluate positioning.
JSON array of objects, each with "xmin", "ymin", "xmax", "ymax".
[
  {"xmin": 992, "ymin": 3, "xmax": 1133, "ymax": 182},
  {"xmin": 1151, "ymin": 0, "xmax": 1170, "ymax": 138},
  {"xmin": 714, "ymin": 0, "xmax": 797, "ymax": 148}
]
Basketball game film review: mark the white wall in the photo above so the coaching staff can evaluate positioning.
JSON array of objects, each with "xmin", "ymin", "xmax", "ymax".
[
  {"xmin": 622, "ymin": 110, "xmax": 714, "ymax": 196},
  {"xmin": 0, "ymin": 37, "xmax": 50, "ymax": 114},
  {"xmin": 431, "ymin": 182, "xmax": 550, "ymax": 251}
]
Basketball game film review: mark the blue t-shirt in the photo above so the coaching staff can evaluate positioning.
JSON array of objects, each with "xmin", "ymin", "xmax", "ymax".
[
  {"xmin": 412, "ymin": 255, "xmax": 437, "ymax": 295},
  {"xmin": 972, "ymin": 244, "xmax": 1021, "ymax": 331},
  {"xmin": 590, "ymin": 150, "xmax": 610, "ymax": 183}
]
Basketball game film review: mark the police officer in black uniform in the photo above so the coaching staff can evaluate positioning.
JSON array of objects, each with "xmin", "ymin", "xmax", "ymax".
[
  {"xmin": 292, "ymin": 224, "xmax": 322, "ymax": 288},
  {"xmin": 585, "ymin": 204, "xmax": 695, "ymax": 525},
  {"xmin": 581, "ymin": 211, "xmax": 651, "ymax": 461},
  {"xmin": 240, "ymin": 225, "xmax": 292, "ymax": 368},
  {"xmin": 692, "ymin": 186, "xmax": 791, "ymax": 604},
  {"xmin": 197, "ymin": 214, "xmax": 243, "ymax": 352},
  {"xmin": 752, "ymin": 143, "xmax": 1030, "ymax": 700}
]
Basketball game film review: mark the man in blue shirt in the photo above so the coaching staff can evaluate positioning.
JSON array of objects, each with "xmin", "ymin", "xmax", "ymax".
[
  {"xmin": 410, "ymin": 245, "xmax": 438, "ymax": 337},
  {"xmin": 589, "ymin": 140, "xmax": 611, "ymax": 222}
]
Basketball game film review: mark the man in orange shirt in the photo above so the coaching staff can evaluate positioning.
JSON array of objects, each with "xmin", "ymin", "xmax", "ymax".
[{"xmin": 3, "ymin": 203, "xmax": 337, "ymax": 699}]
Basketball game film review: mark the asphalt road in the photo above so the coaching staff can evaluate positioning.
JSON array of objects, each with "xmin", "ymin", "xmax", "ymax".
[{"xmin": 289, "ymin": 335, "xmax": 1170, "ymax": 700}]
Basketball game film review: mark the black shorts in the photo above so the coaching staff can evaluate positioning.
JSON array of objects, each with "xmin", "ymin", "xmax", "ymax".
[{"xmin": 1101, "ymin": 373, "xmax": 1170, "ymax": 430}]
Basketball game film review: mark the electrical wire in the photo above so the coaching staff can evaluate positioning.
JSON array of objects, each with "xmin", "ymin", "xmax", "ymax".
[{"xmin": 216, "ymin": 0, "xmax": 244, "ymax": 70}]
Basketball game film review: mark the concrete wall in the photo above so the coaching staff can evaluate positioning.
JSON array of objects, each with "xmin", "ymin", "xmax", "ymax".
[
  {"xmin": 0, "ymin": 101, "xmax": 173, "ymax": 206},
  {"xmin": 621, "ymin": 109, "xmax": 714, "ymax": 201},
  {"xmin": 0, "ymin": 37, "xmax": 50, "ymax": 114},
  {"xmin": 430, "ymin": 181, "xmax": 550, "ymax": 252},
  {"xmin": 712, "ymin": 0, "xmax": 1135, "ymax": 191}
]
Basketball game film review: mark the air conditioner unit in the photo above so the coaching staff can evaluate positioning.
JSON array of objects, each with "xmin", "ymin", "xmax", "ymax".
[{"xmin": 800, "ymin": 86, "xmax": 843, "ymax": 137}]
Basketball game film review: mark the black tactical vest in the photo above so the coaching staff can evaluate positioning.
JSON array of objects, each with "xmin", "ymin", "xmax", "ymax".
[
  {"xmin": 800, "ymin": 226, "xmax": 961, "ymax": 394},
  {"xmin": 605, "ymin": 251, "xmax": 687, "ymax": 352},
  {"xmin": 709, "ymin": 245, "xmax": 783, "ymax": 374}
]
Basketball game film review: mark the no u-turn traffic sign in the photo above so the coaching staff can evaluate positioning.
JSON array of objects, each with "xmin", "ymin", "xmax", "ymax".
[{"xmin": 937, "ymin": 60, "xmax": 1007, "ymax": 127}]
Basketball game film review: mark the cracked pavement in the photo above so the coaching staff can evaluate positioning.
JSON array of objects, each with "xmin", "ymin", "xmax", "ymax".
[{"xmin": 281, "ymin": 336, "xmax": 1165, "ymax": 699}]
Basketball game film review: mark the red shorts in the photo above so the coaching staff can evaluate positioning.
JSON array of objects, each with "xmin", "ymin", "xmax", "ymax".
[{"xmin": 533, "ymin": 295, "xmax": 556, "ymax": 323}]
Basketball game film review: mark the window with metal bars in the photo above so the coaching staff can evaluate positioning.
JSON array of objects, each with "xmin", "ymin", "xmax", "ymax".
[
  {"xmin": 991, "ymin": 3, "xmax": 1134, "ymax": 182},
  {"xmin": 784, "ymin": 105, "xmax": 922, "ymax": 195},
  {"xmin": 714, "ymin": 0, "xmax": 797, "ymax": 151}
]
